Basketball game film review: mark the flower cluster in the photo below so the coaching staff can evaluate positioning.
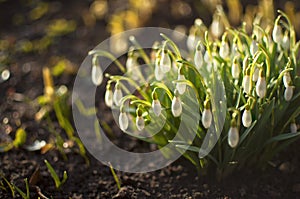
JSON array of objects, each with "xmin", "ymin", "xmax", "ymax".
[{"xmin": 90, "ymin": 9, "xmax": 300, "ymax": 176}]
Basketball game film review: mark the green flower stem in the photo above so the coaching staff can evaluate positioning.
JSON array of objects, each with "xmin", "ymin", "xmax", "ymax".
[
  {"xmin": 267, "ymin": 64, "xmax": 293, "ymax": 101},
  {"xmin": 130, "ymin": 99, "xmax": 151, "ymax": 107},
  {"xmin": 129, "ymin": 36, "xmax": 151, "ymax": 65},
  {"xmin": 257, "ymin": 44, "xmax": 271, "ymax": 83},
  {"xmin": 172, "ymin": 79, "xmax": 203, "ymax": 111},
  {"xmin": 105, "ymin": 74, "xmax": 150, "ymax": 101},
  {"xmin": 160, "ymin": 33, "xmax": 181, "ymax": 59},
  {"xmin": 151, "ymin": 82, "xmax": 173, "ymax": 101},
  {"xmin": 88, "ymin": 50, "xmax": 126, "ymax": 73},
  {"xmin": 177, "ymin": 60, "xmax": 207, "ymax": 91}
]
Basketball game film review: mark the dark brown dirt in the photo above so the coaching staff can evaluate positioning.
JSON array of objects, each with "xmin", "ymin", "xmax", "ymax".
[{"xmin": 1, "ymin": 0, "xmax": 300, "ymax": 198}]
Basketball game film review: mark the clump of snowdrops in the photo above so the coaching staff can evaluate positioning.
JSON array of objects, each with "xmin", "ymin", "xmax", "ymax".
[{"xmin": 89, "ymin": 10, "xmax": 300, "ymax": 178}]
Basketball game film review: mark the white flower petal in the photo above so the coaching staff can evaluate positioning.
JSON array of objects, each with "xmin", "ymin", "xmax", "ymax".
[
  {"xmin": 119, "ymin": 112, "xmax": 129, "ymax": 131},
  {"xmin": 256, "ymin": 76, "xmax": 266, "ymax": 98},
  {"xmin": 284, "ymin": 86, "xmax": 293, "ymax": 101},
  {"xmin": 290, "ymin": 122, "xmax": 298, "ymax": 133},
  {"xmin": 113, "ymin": 88, "xmax": 123, "ymax": 106},
  {"xmin": 105, "ymin": 89, "xmax": 113, "ymax": 107},
  {"xmin": 272, "ymin": 24, "xmax": 282, "ymax": 43},
  {"xmin": 152, "ymin": 100, "xmax": 162, "ymax": 116},
  {"xmin": 194, "ymin": 50, "xmax": 203, "ymax": 69},
  {"xmin": 136, "ymin": 116, "xmax": 145, "ymax": 131},
  {"xmin": 202, "ymin": 109, "xmax": 212, "ymax": 129},
  {"xmin": 219, "ymin": 41, "xmax": 229, "ymax": 59},
  {"xmin": 228, "ymin": 126, "xmax": 239, "ymax": 148},
  {"xmin": 160, "ymin": 51, "xmax": 171, "ymax": 73},
  {"xmin": 91, "ymin": 65, "xmax": 103, "ymax": 86},
  {"xmin": 243, "ymin": 75, "xmax": 251, "ymax": 94},
  {"xmin": 171, "ymin": 96, "xmax": 182, "ymax": 117},
  {"xmin": 242, "ymin": 109, "xmax": 252, "ymax": 128},
  {"xmin": 176, "ymin": 75, "xmax": 186, "ymax": 95}
]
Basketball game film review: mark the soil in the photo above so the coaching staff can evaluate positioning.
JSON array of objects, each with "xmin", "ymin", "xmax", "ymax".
[{"xmin": 0, "ymin": 0, "xmax": 300, "ymax": 198}]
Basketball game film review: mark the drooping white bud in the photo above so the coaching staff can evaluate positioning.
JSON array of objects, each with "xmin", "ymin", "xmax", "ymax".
[
  {"xmin": 231, "ymin": 57, "xmax": 241, "ymax": 79},
  {"xmin": 119, "ymin": 112, "xmax": 129, "ymax": 131},
  {"xmin": 136, "ymin": 116, "xmax": 145, "ymax": 131},
  {"xmin": 256, "ymin": 75, "xmax": 266, "ymax": 98},
  {"xmin": 281, "ymin": 32, "xmax": 290, "ymax": 50},
  {"xmin": 252, "ymin": 67, "xmax": 259, "ymax": 82},
  {"xmin": 211, "ymin": 16, "xmax": 223, "ymax": 38},
  {"xmin": 228, "ymin": 125, "xmax": 239, "ymax": 148},
  {"xmin": 155, "ymin": 60, "xmax": 164, "ymax": 81},
  {"xmin": 272, "ymin": 22, "xmax": 282, "ymax": 43},
  {"xmin": 194, "ymin": 47, "xmax": 203, "ymax": 69},
  {"xmin": 160, "ymin": 51, "xmax": 171, "ymax": 73},
  {"xmin": 176, "ymin": 74, "xmax": 186, "ymax": 95},
  {"xmin": 152, "ymin": 99, "xmax": 162, "ymax": 116},
  {"xmin": 250, "ymin": 40, "xmax": 258, "ymax": 56},
  {"xmin": 243, "ymin": 75, "xmax": 251, "ymax": 94},
  {"xmin": 171, "ymin": 95, "xmax": 182, "ymax": 117},
  {"xmin": 126, "ymin": 56, "xmax": 137, "ymax": 72},
  {"xmin": 202, "ymin": 108, "xmax": 212, "ymax": 129},
  {"xmin": 91, "ymin": 58, "xmax": 103, "ymax": 86},
  {"xmin": 113, "ymin": 84, "xmax": 123, "ymax": 106},
  {"xmin": 242, "ymin": 109, "xmax": 252, "ymax": 128},
  {"xmin": 187, "ymin": 34, "xmax": 196, "ymax": 52},
  {"xmin": 290, "ymin": 122, "xmax": 298, "ymax": 133},
  {"xmin": 105, "ymin": 88, "xmax": 113, "ymax": 107},
  {"xmin": 242, "ymin": 55, "xmax": 249, "ymax": 73},
  {"xmin": 253, "ymin": 25, "xmax": 262, "ymax": 41},
  {"xmin": 284, "ymin": 85, "xmax": 294, "ymax": 101},
  {"xmin": 219, "ymin": 41, "xmax": 229, "ymax": 59},
  {"xmin": 283, "ymin": 72, "xmax": 291, "ymax": 88}
]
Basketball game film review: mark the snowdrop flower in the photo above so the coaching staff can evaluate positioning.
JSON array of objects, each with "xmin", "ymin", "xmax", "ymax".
[
  {"xmin": 155, "ymin": 58, "xmax": 164, "ymax": 81},
  {"xmin": 242, "ymin": 55, "xmax": 249, "ymax": 73},
  {"xmin": 228, "ymin": 119, "xmax": 239, "ymax": 148},
  {"xmin": 194, "ymin": 44, "xmax": 204, "ymax": 69},
  {"xmin": 91, "ymin": 56, "xmax": 103, "ymax": 86},
  {"xmin": 187, "ymin": 34, "xmax": 196, "ymax": 52},
  {"xmin": 113, "ymin": 82, "xmax": 123, "ymax": 106},
  {"xmin": 272, "ymin": 19, "xmax": 282, "ymax": 43},
  {"xmin": 252, "ymin": 66, "xmax": 259, "ymax": 82},
  {"xmin": 126, "ymin": 56, "xmax": 137, "ymax": 72},
  {"xmin": 256, "ymin": 69, "xmax": 267, "ymax": 98},
  {"xmin": 160, "ymin": 50, "xmax": 171, "ymax": 73},
  {"xmin": 136, "ymin": 108, "xmax": 145, "ymax": 131},
  {"xmin": 152, "ymin": 99, "xmax": 161, "ymax": 116},
  {"xmin": 176, "ymin": 68, "xmax": 186, "ymax": 95},
  {"xmin": 283, "ymin": 72, "xmax": 291, "ymax": 88},
  {"xmin": 284, "ymin": 84, "xmax": 294, "ymax": 101},
  {"xmin": 105, "ymin": 84, "xmax": 113, "ymax": 107},
  {"xmin": 243, "ymin": 68, "xmax": 251, "ymax": 94},
  {"xmin": 202, "ymin": 100, "xmax": 212, "ymax": 129},
  {"xmin": 211, "ymin": 15, "xmax": 224, "ymax": 38},
  {"xmin": 290, "ymin": 121, "xmax": 298, "ymax": 133},
  {"xmin": 253, "ymin": 25, "xmax": 262, "ymax": 41},
  {"xmin": 171, "ymin": 90, "xmax": 182, "ymax": 117},
  {"xmin": 281, "ymin": 32, "xmax": 290, "ymax": 50},
  {"xmin": 250, "ymin": 39, "xmax": 258, "ymax": 56},
  {"xmin": 242, "ymin": 107, "xmax": 252, "ymax": 128},
  {"xmin": 219, "ymin": 40, "xmax": 229, "ymax": 59},
  {"xmin": 119, "ymin": 111, "xmax": 129, "ymax": 131},
  {"xmin": 231, "ymin": 57, "xmax": 241, "ymax": 79},
  {"xmin": 152, "ymin": 91, "xmax": 161, "ymax": 116}
]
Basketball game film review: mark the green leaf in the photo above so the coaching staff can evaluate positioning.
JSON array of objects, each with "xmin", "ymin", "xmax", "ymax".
[
  {"xmin": 44, "ymin": 159, "xmax": 67, "ymax": 189},
  {"xmin": 265, "ymin": 132, "xmax": 300, "ymax": 145},
  {"xmin": 109, "ymin": 162, "xmax": 121, "ymax": 190},
  {"xmin": 239, "ymin": 120, "xmax": 257, "ymax": 145}
]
